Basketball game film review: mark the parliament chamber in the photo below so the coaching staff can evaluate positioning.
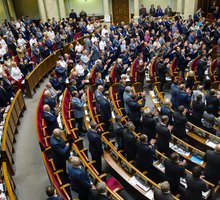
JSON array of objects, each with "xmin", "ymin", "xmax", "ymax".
[{"xmin": 0, "ymin": 0, "xmax": 220, "ymax": 200}]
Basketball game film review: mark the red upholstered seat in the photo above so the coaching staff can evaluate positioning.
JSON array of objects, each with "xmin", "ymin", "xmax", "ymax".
[
  {"xmin": 106, "ymin": 177, "xmax": 124, "ymax": 191},
  {"xmin": 191, "ymin": 56, "xmax": 200, "ymax": 71},
  {"xmin": 131, "ymin": 57, "xmax": 139, "ymax": 83},
  {"xmin": 110, "ymin": 63, "xmax": 117, "ymax": 84}
]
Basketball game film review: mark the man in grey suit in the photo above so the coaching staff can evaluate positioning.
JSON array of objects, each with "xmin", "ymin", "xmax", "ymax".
[
  {"xmin": 71, "ymin": 91, "xmax": 86, "ymax": 136},
  {"xmin": 90, "ymin": 41, "xmax": 100, "ymax": 64},
  {"xmin": 123, "ymin": 86, "xmax": 132, "ymax": 116},
  {"xmin": 94, "ymin": 85, "xmax": 104, "ymax": 114},
  {"xmin": 83, "ymin": 35, "xmax": 92, "ymax": 53}
]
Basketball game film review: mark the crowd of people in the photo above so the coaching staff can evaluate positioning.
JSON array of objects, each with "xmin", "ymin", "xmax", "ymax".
[
  {"xmin": 40, "ymin": 4, "xmax": 220, "ymax": 200},
  {"xmin": 0, "ymin": 2, "xmax": 220, "ymax": 200}
]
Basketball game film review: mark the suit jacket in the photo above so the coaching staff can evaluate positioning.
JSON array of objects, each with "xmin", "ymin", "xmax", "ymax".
[
  {"xmin": 154, "ymin": 188, "xmax": 174, "ymax": 200},
  {"xmin": 122, "ymin": 129, "xmax": 137, "ymax": 161},
  {"xmin": 164, "ymin": 158, "xmax": 186, "ymax": 190},
  {"xmin": 50, "ymin": 135, "xmax": 70, "ymax": 166},
  {"xmin": 43, "ymin": 111, "xmax": 59, "ymax": 135},
  {"xmin": 95, "ymin": 77, "xmax": 105, "ymax": 87},
  {"xmin": 204, "ymin": 150, "xmax": 220, "ymax": 184},
  {"xmin": 156, "ymin": 62, "xmax": 168, "ymax": 82},
  {"xmin": 118, "ymin": 84, "xmax": 126, "ymax": 106},
  {"xmin": 155, "ymin": 123, "xmax": 171, "ymax": 154},
  {"xmin": 172, "ymin": 111, "xmax": 187, "ymax": 138},
  {"xmin": 99, "ymin": 96, "xmax": 112, "ymax": 122},
  {"xmin": 197, "ymin": 59, "xmax": 207, "ymax": 80},
  {"xmin": 135, "ymin": 140, "xmax": 154, "ymax": 171},
  {"xmin": 2, "ymin": 78, "xmax": 14, "ymax": 98},
  {"xmin": 205, "ymin": 95, "xmax": 219, "ymax": 116},
  {"xmin": 123, "ymin": 92, "xmax": 131, "ymax": 114},
  {"xmin": 44, "ymin": 96, "xmax": 56, "ymax": 110},
  {"xmin": 161, "ymin": 105, "xmax": 173, "ymax": 125},
  {"xmin": 91, "ymin": 45, "xmax": 100, "ymax": 61},
  {"xmin": 142, "ymin": 114, "xmax": 156, "ymax": 139},
  {"xmin": 171, "ymin": 84, "xmax": 179, "ymax": 109},
  {"xmin": 185, "ymin": 173, "xmax": 208, "ymax": 200},
  {"xmin": 71, "ymin": 97, "xmax": 85, "ymax": 119},
  {"xmin": 136, "ymin": 65, "xmax": 146, "ymax": 83},
  {"xmin": 87, "ymin": 129, "xmax": 103, "ymax": 157},
  {"xmin": 0, "ymin": 87, "xmax": 10, "ymax": 107},
  {"xmin": 127, "ymin": 98, "xmax": 145, "ymax": 121},
  {"xmin": 67, "ymin": 164, "xmax": 92, "ymax": 193},
  {"xmin": 95, "ymin": 90, "xmax": 103, "ymax": 113},
  {"xmin": 176, "ymin": 90, "xmax": 191, "ymax": 108},
  {"xmin": 116, "ymin": 63, "xmax": 126, "ymax": 81}
]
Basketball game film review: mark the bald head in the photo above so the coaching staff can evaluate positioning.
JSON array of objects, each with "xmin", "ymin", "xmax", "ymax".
[
  {"xmin": 53, "ymin": 128, "xmax": 62, "ymax": 138},
  {"xmin": 44, "ymin": 90, "xmax": 51, "ymax": 97},
  {"xmin": 43, "ymin": 104, "xmax": 50, "ymax": 112},
  {"xmin": 69, "ymin": 156, "xmax": 81, "ymax": 167},
  {"xmin": 97, "ymin": 85, "xmax": 104, "ymax": 92}
]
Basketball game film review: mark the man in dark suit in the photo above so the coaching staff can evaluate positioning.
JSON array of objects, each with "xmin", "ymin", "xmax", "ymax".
[
  {"xmin": 68, "ymin": 156, "xmax": 94, "ymax": 200},
  {"xmin": 50, "ymin": 128, "xmax": 70, "ymax": 171},
  {"xmin": 0, "ymin": 80, "xmax": 10, "ymax": 107},
  {"xmin": 90, "ymin": 182, "xmax": 110, "ymax": 200},
  {"xmin": 176, "ymin": 84, "xmax": 191, "ymax": 108},
  {"xmin": 185, "ymin": 166, "xmax": 209, "ymax": 200},
  {"xmin": 116, "ymin": 58, "xmax": 128, "ymax": 82},
  {"xmin": 127, "ymin": 92, "xmax": 146, "ymax": 132},
  {"xmin": 87, "ymin": 122, "xmax": 103, "ymax": 174},
  {"xmin": 205, "ymin": 89, "xmax": 219, "ymax": 117},
  {"xmin": 142, "ymin": 108, "xmax": 157, "ymax": 140},
  {"xmin": 203, "ymin": 144, "xmax": 220, "ymax": 184},
  {"xmin": 176, "ymin": 48, "xmax": 189, "ymax": 78},
  {"xmin": 2, "ymin": 74, "xmax": 14, "ymax": 98},
  {"xmin": 122, "ymin": 121, "xmax": 137, "ymax": 161},
  {"xmin": 118, "ymin": 76, "xmax": 127, "ymax": 107},
  {"xmin": 135, "ymin": 134, "xmax": 156, "ymax": 173},
  {"xmin": 94, "ymin": 85, "xmax": 104, "ymax": 114},
  {"xmin": 170, "ymin": 79, "xmax": 179, "ymax": 110},
  {"xmin": 46, "ymin": 185, "xmax": 64, "ymax": 200},
  {"xmin": 43, "ymin": 104, "xmax": 59, "ymax": 135},
  {"xmin": 69, "ymin": 9, "xmax": 77, "ymax": 20},
  {"xmin": 172, "ymin": 105, "xmax": 188, "ymax": 140},
  {"xmin": 44, "ymin": 90, "xmax": 57, "ymax": 113},
  {"xmin": 156, "ymin": 57, "xmax": 169, "ymax": 91},
  {"xmin": 154, "ymin": 181, "xmax": 174, "ymax": 200},
  {"xmin": 99, "ymin": 92, "xmax": 112, "ymax": 130},
  {"xmin": 164, "ymin": 153, "xmax": 186, "ymax": 194},
  {"xmin": 155, "ymin": 115, "xmax": 172, "ymax": 156},
  {"xmin": 197, "ymin": 55, "xmax": 208, "ymax": 84},
  {"xmin": 139, "ymin": 4, "xmax": 147, "ymax": 18}
]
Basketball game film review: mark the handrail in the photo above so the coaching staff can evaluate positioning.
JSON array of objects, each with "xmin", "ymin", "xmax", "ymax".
[
  {"xmin": 2, "ymin": 162, "xmax": 17, "ymax": 200},
  {"xmin": 1, "ymin": 89, "xmax": 26, "ymax": 175}
]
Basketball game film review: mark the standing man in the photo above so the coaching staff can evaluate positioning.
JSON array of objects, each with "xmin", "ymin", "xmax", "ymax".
[
  {"xmin": 139, "ymin": 4, "xmax": 147, "ymax": 18},
  {"xmin": 71, "ymin": 91, "xmax": 86, "ymax": 136},
  {"xmin": 203, "ymin": 144, "xmax": 220, "ymax": 184},
  {"xmin": 50, "ymin": 128, "xmax": 70, "ymax": 171},
  {"xmin": 155, "ymin": 115, "xmax": 172, "ymax": 156},
  {"xmin": 87, "ymin": 122, "xmax": 103, "ymax": 174},
  {"xmin": 68, "ymin": 156, "xmax": 94, "ymax": 200}
]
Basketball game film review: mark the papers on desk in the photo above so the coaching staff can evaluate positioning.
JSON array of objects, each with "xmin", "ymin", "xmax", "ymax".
[
  {"xmin": 169, "ymin": 143, "xmax": 190, "ymax": 157},
  {"xmin": 111, "ymin": 111, "xmax": 116, "ymax": 119},
  {"xmin": 86, "ymin": 116, "xmax": 90, "ymax": 122},
  {"xmin": 85, "ymin": 110, "xmax": 88, "ymax": 115},
  {"xmin": 157, "ymin": 107, "xmax": 161, "ymax": 112},
  {"xmin": 180, "ymin": 178, "xmax": 211, "ymax": 199},
  {"xmin": 149, "ymin": 91, "xmax": 156, "ymax": 98},
  {"xmin": 166, "ymin": 77, "xmax": 172, "ymax": 81},
  {"xmin": 105, "ymin": 75, "xmax": 110, "ymax": 82},
  {"xmin": 153, "ymin": 161, "xmax": 165, "ymax": 173},
  {"xmin": 0, "ymin": 183, "xmax": 7, "ymax": 199},
  {"xmin": 190, "ymin": 155, "xmax": 204, "ymax": 165},
  {"xmin": 128, "ymin": 176, "xmax": 153, "ymax": 199},
  {"xmin": 205, "ymin": 140, "xmax": 217, "ymax": 149},
  {"xmin": 152, "ymin": 99, "xmax": 159, "ymax": 104}
]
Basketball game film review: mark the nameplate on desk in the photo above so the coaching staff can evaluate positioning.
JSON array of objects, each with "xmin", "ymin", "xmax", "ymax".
[
  {"xmin": 153, "ymin": 161, "xmax": 165, "ymax": 173},
  {"xmin": 128, "ymin": 176, "xmax": 150, "ymax": 192},
  {"xmin": 85, "ymin": 110, "xmax": 88, "ymax": 115},
  {"xmin": 165, "ymin": 77, "xmax": 171, "ymax": 81},
  {"xmin": 145, "ymin": 189, "xmax": 154, "ymax": 200},
  {"xmin": 86, "ymin": 116, "xmax": 90, "ymax": 121},
  {"xmin": 170, "ymin": 144, "xmax": 190, "ymax": 157},
  {"xmin": 205, "ymin": 140, "xmax": 217, "ymax": 149}
]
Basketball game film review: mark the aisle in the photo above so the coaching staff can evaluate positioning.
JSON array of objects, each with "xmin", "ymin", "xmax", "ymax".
[{"xmin": 13, "ymin": 82, "xmax": 49, "ymax": 200}]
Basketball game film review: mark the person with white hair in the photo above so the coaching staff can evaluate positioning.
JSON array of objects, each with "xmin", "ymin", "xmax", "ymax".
[
  {"xmin": 90, "ymin": 182, "xmax": 110, "ymax": 200},
  {"xmin": 154, "ymin": 181, "xmax": 174, "ymax": 200}
]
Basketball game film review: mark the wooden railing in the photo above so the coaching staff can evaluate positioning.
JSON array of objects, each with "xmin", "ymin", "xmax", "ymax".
[{"xmin": 1, "ymin": 89, "xmax": 26, "ymax": 176}]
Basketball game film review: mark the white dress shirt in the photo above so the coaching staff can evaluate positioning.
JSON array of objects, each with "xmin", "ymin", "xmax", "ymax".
[
  {"xmin": 11, "ymin": 67, "xmax": 22, "ymax": 81},
  {"xmin": 99, "ymin": 40, "xmax": 106, "ymax": 51},
  {"xmin": 75, "ymin": 64, "xmax": 85, "ymax": 77}
]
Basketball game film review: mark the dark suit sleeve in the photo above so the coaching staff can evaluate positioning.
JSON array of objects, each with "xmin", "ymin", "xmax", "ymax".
[
  {"xmin": 54, "ymin": 143, "xmax": 70, "ymax": 157},
  {"xmin": 78, "ymin": 173, "xmax": 92, "ymax": 189},
  {"xmin": 95, "ymin": 136, "xmax": 103, "ymax": 155}
]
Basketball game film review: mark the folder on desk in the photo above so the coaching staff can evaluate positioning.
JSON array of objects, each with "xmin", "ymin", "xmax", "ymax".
[{"xmin": 190, "ymin": 155, "xmax": 203, "ymax": 165}]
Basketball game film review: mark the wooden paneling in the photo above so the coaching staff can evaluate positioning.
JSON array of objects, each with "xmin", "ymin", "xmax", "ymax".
[{"xmin": 112, "ymin": 0, "xmax": 129, "ymax": 24}]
